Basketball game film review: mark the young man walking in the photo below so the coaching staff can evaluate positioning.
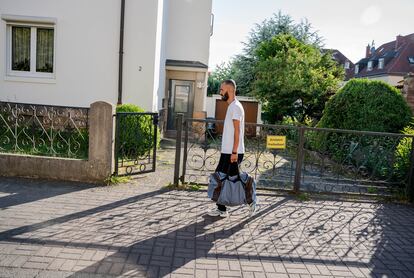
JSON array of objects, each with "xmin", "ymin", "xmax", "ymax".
[{"xmin": 208, "ymin": 79, "xmax": 253, "ymax": 217}]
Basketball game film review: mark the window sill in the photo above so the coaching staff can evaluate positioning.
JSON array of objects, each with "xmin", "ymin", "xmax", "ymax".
[{"xmin": 4, "ymin": 75, "xmax": 56, "ymax": 84}]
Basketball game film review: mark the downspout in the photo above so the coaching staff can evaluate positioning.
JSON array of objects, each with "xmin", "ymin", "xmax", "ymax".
[{"xmin": 117, "ymin": 0, "xmax": 126, "ymax": 105}]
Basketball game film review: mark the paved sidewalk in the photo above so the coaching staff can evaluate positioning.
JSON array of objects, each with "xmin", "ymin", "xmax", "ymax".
[{"xmin": 1, "ymin": 175, "xmax": 414, "ymax": 278}]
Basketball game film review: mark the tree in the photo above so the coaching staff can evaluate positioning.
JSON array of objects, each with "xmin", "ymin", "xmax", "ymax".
[
  {"xmin": 207, "ymin": 62, "xmax": 235, "ymax": 96},
  {"xmin": 253, "ymin": 34, "xmax": 344, "ymax": 123},
  {"xmin": 231, "ymin": 11, "xmax": 324, "ymax": 97}
]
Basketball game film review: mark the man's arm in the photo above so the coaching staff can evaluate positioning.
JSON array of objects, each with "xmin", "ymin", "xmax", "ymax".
[{"xmin": 231, "ymin": 119, "xmax": 240, "ymax": 163}]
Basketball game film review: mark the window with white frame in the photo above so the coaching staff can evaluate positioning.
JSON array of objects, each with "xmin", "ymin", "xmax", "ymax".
[
  {"xmin": 367, "ymin": 61, "xmax": 373, "ymax": 71},
  {"xmin": 5, "ymin": 21, "xmax": 55, "ymax": 78},
  {"xmin": 344, "ymin": 61, "xmax": 350, "ymax": 69},
  {"xmin": 378, "ymin": 58, "xmax": 385, "ymax": 69},
  {"xmin": 355, "ymin": 64, "xmax": 359, "ymax": 74}
]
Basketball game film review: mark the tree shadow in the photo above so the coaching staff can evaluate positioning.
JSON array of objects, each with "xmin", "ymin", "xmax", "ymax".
[
  {"xmin": 0, "ymin": 187, "xmax": 168, "ymax": 240},
  {"xmin": 64, "ymin": 196, "xmax": 290, "ymax": 277},
  {"xmin": 0, "ymin": 177, "xmax": 97, "ymax": 210},
  {"xmin": 1, "ymin": 182, "xmax": 413, "ymax": 278}
]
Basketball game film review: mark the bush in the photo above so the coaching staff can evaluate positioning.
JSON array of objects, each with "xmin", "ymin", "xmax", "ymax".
[
  {"xmin": 318, "ymin": 79, "xmax": 412, "ymax": 132},
  {"xmin": 314, "ymin": 79, "xmax": 412, "ymax": 180},
  {"xmin": 116, "ymin": 104, "xmax": 160, "ymax": 158},
  {"xmin": 394, "ymin": 127, "xmax": 414, "ymax": 180}
]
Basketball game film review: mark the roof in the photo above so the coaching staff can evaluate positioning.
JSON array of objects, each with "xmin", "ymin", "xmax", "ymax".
[
  {"xmin": 353, "ymin": 33, "xmax": 414, "ymax": 78},
  {"xmin": 322, "ymin": 49, "xmax": 355, "ymax": 80},
  {"xmin": 165, "ymin": 59, "xmax": 208, "ymax": 69}
]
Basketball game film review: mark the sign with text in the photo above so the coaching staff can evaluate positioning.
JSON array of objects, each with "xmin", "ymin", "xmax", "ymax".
[{"xmin": 266, "ymin": 135, "xmax": 286, "ymax": 149}]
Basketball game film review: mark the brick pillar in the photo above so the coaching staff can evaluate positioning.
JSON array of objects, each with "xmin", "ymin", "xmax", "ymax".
[{"xmin": 404, "ymin": 73, "xmax": 414, "ymax": 113}]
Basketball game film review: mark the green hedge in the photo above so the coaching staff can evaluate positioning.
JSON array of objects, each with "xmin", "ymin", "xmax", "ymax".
[
  {"xmin": 116, "ymin": 104, "xmax": 160, "ymax": 158},
  {"xmin": 314, "ymin": 79, "xmax": 412, "ymax": 181},
  {"xmin": 318, "ymin": 79, "xmax": 411, "ymax": 132},
  {"xmin": 394, "ymin": 127, "xmax": 414, "ymax": 180}
]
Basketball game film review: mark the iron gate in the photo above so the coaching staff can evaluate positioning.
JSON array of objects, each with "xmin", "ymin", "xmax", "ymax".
[
  {"xmin": 114, "ymin": 112, "xmax": 158, "ymax": 176},
  {"xmin": 174, "ymin": 114, "xmax": 414, "ymax": 200}
]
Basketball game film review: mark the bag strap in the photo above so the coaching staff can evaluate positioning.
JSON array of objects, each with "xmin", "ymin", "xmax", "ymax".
[
  {"xmin": 225, "ymin": 161, "xmax": 243, "ymax": 183},
  {"xmin": 212, "ymin": 173, "xmax": 223, "ymax": 202},
  {"xmin": 244, "ymin": 176, "xmax": 254, "ymax": 205}
]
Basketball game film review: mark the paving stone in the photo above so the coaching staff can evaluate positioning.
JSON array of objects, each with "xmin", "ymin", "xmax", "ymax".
[{"xmin": 0, "ymin": 173, "xmax": 414, "ymax": 278}]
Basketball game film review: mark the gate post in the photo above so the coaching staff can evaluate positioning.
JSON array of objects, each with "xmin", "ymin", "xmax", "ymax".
[
  {"xmin": 294, "ymin": 127, "xmax": 305, "ymax": 193},
  {"xmin": 181, "ymin": 119, "xmax": 189, "ymax": 184},
  {"xmin": 407, "ymin": 138, "xmax": 414, "ymax": 202},
  {"xmin": 174, "ymin": 113, "xmax": 184, "ymax": 185},
  {"xmin": 152, "ymin": 113, "xmax": 159, "ymax": 172},
  {"xmin": 114, "ymin": 113, "xmax": 120, "ymax": 175}
]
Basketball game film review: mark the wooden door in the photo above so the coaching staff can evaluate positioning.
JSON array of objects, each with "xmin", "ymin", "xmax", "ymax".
[{"xmin": 214, "ymin": 100, "xmax": 258, "ymax": 137}]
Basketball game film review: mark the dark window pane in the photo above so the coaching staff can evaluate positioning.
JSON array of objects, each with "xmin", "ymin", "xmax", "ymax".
[
  {"xmin": 12, "ymin": 26, "xmax": 31, "ymax": 71},
  {"xmin": 36, "ymin": 28, "xmax": 54, "ymax": 73}
]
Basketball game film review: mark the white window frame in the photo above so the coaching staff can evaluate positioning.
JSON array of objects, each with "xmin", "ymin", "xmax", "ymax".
[
  {"xmin": 355, "ymin": 64, "xmax": 359, "ymax": 74},
  {"xmin": 2, "ymin": 15, "xmax": 57, "ymax": 81},
  {"xmin": 378, "ymin": 58, "xmax": 385, "ymax": 69},
  {"xmin": 344, "ymin": 61, "xmax": 350, "ymax": 70},
  {"xmin": 367, "ymin": 61, "xmax": 373, "ymax": 71}
]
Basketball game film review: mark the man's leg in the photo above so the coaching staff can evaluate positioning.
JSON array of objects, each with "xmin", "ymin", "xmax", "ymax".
[{"xmin": 215, "ymin": 153, "xmax": 230, "ymax": 212}]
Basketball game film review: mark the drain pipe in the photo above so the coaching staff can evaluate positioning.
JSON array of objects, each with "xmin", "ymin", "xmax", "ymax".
[{"xmin": 117, "ymin": 0, "xmax": 126, "ymax": 105}]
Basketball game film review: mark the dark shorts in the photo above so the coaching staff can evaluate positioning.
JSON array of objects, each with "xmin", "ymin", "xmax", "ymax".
[{"xmin": 215, "ymin": 153, "xmax": 244, "ymax": 176}]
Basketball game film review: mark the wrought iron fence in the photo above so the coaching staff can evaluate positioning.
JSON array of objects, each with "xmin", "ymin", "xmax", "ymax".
[
  {"xmin": 174, "ymin": 116, "xmax": 414, "ymax": 199},
  {"xmin": 0, "ymin": 101, "xmax": 89, "ymax": 159},
  {"xmin": 301, "ymin": 127, "xmax": 414, "ymax": 195},
  {"xmin": 176, "ymin": 116, "xmax": 299, "ymax": 191}
]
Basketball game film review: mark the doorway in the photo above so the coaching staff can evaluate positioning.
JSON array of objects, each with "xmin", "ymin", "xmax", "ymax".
[{"xmin": 167, "ymin": 80, "xmax": 194, "ymax": 130}]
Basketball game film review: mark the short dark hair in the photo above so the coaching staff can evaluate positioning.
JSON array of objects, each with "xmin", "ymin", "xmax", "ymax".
[{"xmin": 222, "ymin": 79, "xmax": 237, "ymax": 93}]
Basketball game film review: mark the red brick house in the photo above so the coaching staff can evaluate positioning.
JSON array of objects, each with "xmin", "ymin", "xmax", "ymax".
[{"xmin": 352, "ymin": 33, "xmax": 414, "ymax": 86}]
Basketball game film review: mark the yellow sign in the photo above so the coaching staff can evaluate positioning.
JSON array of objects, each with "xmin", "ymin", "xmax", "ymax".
[{"xmin": 266, "ymin": 135, "xmax": 286, "ymax": 149}]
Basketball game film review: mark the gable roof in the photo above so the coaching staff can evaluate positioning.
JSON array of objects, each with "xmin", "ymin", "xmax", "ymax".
[
  {"xmin": 322, "ymin": 49, "xmax": 355, "ymax": 80},
  {"xmin": 353, "ymin": 33, "xmax": 414, "ymax": 78}
]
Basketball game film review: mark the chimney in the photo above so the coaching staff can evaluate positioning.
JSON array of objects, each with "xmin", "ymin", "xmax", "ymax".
[
  {"xmin": 366, "ymin": 44, "xmax": 371, "ymax": 58},
  {"xmin": 396, "ymin": 35, "xmax": 405, "ymax": 49}
]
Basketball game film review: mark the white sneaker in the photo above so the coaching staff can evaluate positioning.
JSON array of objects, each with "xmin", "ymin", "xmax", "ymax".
[
  {"xmin": 208, "ymin": 208, "xmax": 228, "ymax": 217},
  {"xmin": 249, "ymin": 202, "xmax": 258, "ymax": 217}
]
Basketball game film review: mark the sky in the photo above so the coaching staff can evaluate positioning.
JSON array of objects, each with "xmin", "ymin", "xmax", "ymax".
[{"xmin": 208, "ymin": 0, "xmax": 413, "ymax": 69}]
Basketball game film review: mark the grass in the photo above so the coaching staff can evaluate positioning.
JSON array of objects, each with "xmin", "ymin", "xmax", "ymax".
[
  {"xmin": 165, "ymin": 182, "xmax": 202, "ymax": 191},
  {"xmin": 367, "ymin": 186, "xmax": 379, "ymax": 194},
  {"xmin": 105, "ymin": 175, "xmax": 131, "ymax": 185},
  {"xmin": 296, "ymin": 192, "xmax": 310, "ymax": 201}
]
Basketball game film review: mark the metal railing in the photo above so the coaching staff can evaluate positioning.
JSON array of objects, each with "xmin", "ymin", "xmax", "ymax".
[
  {"xmin": 174, "ymin": 115, "xmax": 414, "ymax": 200},
  {"xmin": 0, "ymin": 101, "xmax": 89, "ymax": 159}
]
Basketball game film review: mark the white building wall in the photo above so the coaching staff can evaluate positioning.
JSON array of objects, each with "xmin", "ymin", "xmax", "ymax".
[
  {"xmin": 0, "ymin": 0, "xmax": 212, "ymax": 112},
  {"xmin": 367, "ymin": 75, "xmax": 404, "ymax": 87},
  {"xmin": 166, "ymin": 0, "xmax": 212, "ymax": 65},
  {"xmin": 155, "ymin": 0, "xmax": 169, "ymax": 111},
  {"xmin": 0, "ymin": 0, "xmax": 120, "ymax": 107},
  {"xmin": 122, "ymin": 0, "xmax": 160, "ymax": 111}
]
